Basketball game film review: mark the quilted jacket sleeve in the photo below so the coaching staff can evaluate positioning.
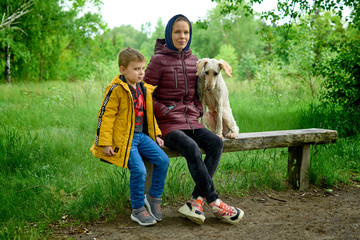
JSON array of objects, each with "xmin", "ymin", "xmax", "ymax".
[
  {"xmin": 96, "ymin": 85, "xmax": 120, "ymax": 146},
  {"xmin": 144, "ymin": 56, "xmax": 170, "ymax": 118}
]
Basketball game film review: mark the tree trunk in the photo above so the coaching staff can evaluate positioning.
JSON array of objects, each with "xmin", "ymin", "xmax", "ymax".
[{"xmin": 5, "ymin": 44, "xmax": 11, "ymax": 84}]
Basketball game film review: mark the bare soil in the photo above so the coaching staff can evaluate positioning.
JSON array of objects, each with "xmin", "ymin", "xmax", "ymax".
[{"xmin": 54, "ymin": 186, "xmax": 360, "ymax": 240}]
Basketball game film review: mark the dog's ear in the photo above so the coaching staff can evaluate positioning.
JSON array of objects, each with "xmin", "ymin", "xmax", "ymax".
[
  {"xmin": 196, "ymin": 58, "xmax": 208, "ymax": 76},
  {"xmin": 219, "ymin": 59, "xmax": 232, "ymax": 77}
]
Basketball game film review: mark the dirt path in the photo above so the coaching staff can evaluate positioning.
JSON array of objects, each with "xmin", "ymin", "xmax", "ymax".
[{"xmin": 55, "ymin": 186, "xmax": 360, "ymax": 240}]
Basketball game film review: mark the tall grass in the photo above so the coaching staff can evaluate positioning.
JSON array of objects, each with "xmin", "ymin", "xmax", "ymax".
[{"xmin": 0, "ymin": 78, "xmax": 359, "ymax": 239}]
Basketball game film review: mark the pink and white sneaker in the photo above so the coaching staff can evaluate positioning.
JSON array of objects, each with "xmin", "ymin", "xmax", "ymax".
[
  {"xmin": 211, "ymin": 199, "xmax": 244, "ymax": 224},
  {"xmin": 178, "ymin": 196, "xmax": 206, "ymax": 224}
]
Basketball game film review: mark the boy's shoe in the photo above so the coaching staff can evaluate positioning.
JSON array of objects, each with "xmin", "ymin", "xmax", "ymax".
[
  {"xmin": 178, "ymin": 196, "xmax": 206, "ymax": 224},
  {"xmin": 211, "ymin": 199, "xmax": 244, "ymax": 224},
  {"xmin": 145, "ymin": 194, "xmax": 162, "ymax": 221},
  {"xmin": 131, "ymin": 206, "xmax": 157, "ymax": 226}
]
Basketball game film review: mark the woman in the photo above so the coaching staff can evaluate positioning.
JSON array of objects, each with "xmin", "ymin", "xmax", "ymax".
[{"xmin": 144, "ymin": 14, "xmax": 244, "ymax": 225}]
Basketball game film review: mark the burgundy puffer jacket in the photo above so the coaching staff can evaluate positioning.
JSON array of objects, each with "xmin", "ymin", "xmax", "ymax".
[{"xmin": 144, "ymin": 39, "xmax": 204, "ymax": 137}]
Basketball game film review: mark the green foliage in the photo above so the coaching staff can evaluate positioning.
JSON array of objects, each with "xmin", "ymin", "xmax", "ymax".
[
  {"xmin": 140, "ymin": 18, "xmax": 165, "ymax": 64},
  {"xmin": 300, "ymin": 103, "xmax": 360, "ymax": 138},
  {"xmin": 310, "ymin": 137, "xmax": 360, "ymax": 187},
  {"xmin": 0, "ymin": 0, "xmax": 105, "ymax": 82},
  {"xmin": 216, "ymin": 150, "xmax": 288, "ymax": 192},
  {"xmin": 0, "ymin": 128, "xmax": 41, "ymax": 175},
  {"xmin": 301, "ymin": 35, "xmax": 360, "ymax": 138},
  {"xmin": 214, "ymin": 44, "xmax": 239, "ymax": 76},
  {"xmin": 213, "ymin": 0, "xmax": 359, "ymax": 29},
  {"xmin": 251, "ymin": 60, "xmax": 289, "ymax": 101},
  {"xmin": 192, "ymin": 3, "xmax": 264, "ymax": 65},
  {"xmin": 1, "ymin": 77, "xmax": 359, "ymax": 238},
  {"xmin": 320, "ymin": 38, "xmax": 360, "ymax": 110},
  {"xmin": 238, "ymin": 51, "xmax": 258, "ymax": 80},
  {"xmin": 1, "ymin": 1, "xmax": 360, "ymax": 237}
]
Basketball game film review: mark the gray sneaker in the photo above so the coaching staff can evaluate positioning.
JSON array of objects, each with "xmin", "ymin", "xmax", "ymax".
[
  {"xmin": 145, "ymin": 194, "xmax": 162, "ymax": 221},
  {"xmin": 130, "ymin": 206, "xmax": 157, "ymax": 226}
]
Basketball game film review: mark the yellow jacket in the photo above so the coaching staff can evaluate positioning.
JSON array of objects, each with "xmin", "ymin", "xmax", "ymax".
[{"xmin": 90, "ymin": 75, "xmax": 161, "ymax": 168}]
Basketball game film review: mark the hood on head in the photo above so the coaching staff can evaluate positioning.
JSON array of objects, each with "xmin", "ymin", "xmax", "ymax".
[{"xmin": 165, "ymin": 14, "xmax": 192, "ymax": 52}]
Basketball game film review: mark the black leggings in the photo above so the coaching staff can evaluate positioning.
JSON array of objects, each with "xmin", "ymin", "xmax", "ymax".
[{"xmin": 164, "ymin": 128, "xmax": 223, "ymax": 203}]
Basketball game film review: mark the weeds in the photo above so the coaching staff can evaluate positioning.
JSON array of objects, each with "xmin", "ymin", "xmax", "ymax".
[{"xmin": 0, "ymin": 80, "xmax": 359, "ymax": 239}]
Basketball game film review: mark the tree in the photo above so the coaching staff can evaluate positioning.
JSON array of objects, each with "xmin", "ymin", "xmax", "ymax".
[
  {"xmin": 0, "ymin": 0, "xmax": 105, "ymax": 82},
  {"xmin": 208, "ymin": 0, "xmax": 360, "ymax": 136},
  {"xmin": 0, "ymin": 1, "xmax": 32, "ymax": 31},
  {"xmin": 320, "ymin": 39, "xmax": 360, "ymax": 110},
  {"xmin": 0, "ymin": 1, "xmax": 32, "ymax": 83},
  {"xmin": 140, "ymin": 18, "xmax": 165, "ymax": 63},
  {"xmin": 205, "ymin": 0, "xmax": 359, "ymax": 29},
  {"xmin": 192, "ymin": 3, "xmax": 264, "ymax": 80}
]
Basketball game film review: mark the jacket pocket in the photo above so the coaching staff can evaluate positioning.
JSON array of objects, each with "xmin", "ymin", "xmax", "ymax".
[
  {"xmin": 174, "ymin": 69, "xmax": 178, "ymax": 88},
  {"xmin": 193, "ymin": 103, "xmax": 202, "ymax": 117},
  {"xmin": 162, "ymin": 103, "xmax": 176, "ymax": 117}
]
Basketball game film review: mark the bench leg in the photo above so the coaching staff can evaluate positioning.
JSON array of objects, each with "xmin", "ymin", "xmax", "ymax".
[
  {"xmin": 144, "ymin": 159, "xmax": 153, "ymax": 194},
  {"xmin": 288, "ymin": 144, "xmax": 310, "ymax": 191}
]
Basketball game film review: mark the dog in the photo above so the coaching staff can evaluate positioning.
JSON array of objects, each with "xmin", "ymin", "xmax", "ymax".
[{"xmin": 196, "ymin": 58, "xmax": 239, "ymax": 139}]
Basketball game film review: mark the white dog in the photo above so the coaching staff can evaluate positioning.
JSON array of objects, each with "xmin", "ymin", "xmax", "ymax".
[{"xmin": 196, "ymin": 58, "xmax": 239, "ymax": 139}]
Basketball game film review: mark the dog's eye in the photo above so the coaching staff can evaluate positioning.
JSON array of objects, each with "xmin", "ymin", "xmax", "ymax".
[
  {"xmin": 214, "ymin": 72, "xmax": 218, "ymax": 76},
  {"xmin": 205, "ymin": 71, "xmax": 209, "ymax": 75}
]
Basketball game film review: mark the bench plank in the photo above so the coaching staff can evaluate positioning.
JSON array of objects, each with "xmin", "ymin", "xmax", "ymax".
[
  {"xmin": 145, "ymin": 128, "xmax": 337, "ymax": 192},
  {"xmin": 161, "ymin": 128, "xmax": 338, "ymax": 157}
]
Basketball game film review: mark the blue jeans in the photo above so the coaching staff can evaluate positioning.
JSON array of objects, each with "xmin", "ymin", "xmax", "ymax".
[
  {"xmin": 127, "ymin": 132, "xmax": 169, "ymax": 209},
  {"xmin": 164, "ymin": 128, "xmax": 223, "ymax": 203}
]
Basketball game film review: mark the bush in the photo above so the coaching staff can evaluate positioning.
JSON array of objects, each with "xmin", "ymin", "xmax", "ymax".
[
  {"xmin": 320, "ymin": 39, "xmax": 360, "ymax": 110},
  {"xmin": 313, "ymin": 38, "xmax": 360, "ymax": 137},
  {"xmin": 300, "ymin": 103, "xmax": 360, "ymax": 137}
]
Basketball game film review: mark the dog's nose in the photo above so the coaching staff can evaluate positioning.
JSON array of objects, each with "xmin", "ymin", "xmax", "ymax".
[{"xmin": 206, "ymin": 83, "xmax": 214, "ymax": 91}]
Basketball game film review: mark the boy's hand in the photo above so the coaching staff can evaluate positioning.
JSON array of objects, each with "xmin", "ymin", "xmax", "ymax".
[
  {"xmin": 102, "ymin": 146, "xmax": 115, "ymax": 156},
  {"xmin": 156, "ymin": 136, "xmax": 164, "ymax": 147}
]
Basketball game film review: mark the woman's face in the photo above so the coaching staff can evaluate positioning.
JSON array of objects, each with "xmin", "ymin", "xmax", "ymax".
[{"xmin": 172, "ymin": 20, "xmax": 190, "ymax": 51}]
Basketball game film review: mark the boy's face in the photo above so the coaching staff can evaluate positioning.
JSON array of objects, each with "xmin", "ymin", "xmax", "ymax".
[{"xmin": 119, "ymin": 60, "xmax": 146, "ymax": 87}]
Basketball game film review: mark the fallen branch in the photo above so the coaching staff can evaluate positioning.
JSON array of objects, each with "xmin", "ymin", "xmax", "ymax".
[{"xmin": 266, "ymin": 193, "xmax": 287, "ymax": 202}]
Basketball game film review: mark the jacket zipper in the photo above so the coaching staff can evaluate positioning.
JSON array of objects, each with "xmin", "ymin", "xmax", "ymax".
[
  {"xmin": 147, "ymin": 87, "xmax": 158, "ymax": 140},
  {"xmin": 123, "ymin": 89, "xmax": 134, "ymax": 168},
  {"xmin": 152, "ymin": 114, "xmax": 157, "ymax": 140},
  {"xmin": 181, "ymin": 52, "xmax": 188, "ymax": 97},
  {"xmin": 181, "ymin": 52, "xmax": 192, "ymax": 131}
]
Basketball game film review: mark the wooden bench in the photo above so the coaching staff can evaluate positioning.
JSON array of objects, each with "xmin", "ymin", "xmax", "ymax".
[{"xmin": 145, "ymin": 128, "xmax": 338, "ymax": 191}]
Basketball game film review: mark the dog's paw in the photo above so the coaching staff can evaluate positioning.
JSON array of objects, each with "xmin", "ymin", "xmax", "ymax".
[
  {"xmin": 216, "ymin": 134, "xmax": 224, "ymax": 140},
  {"xmin": 225, "ymin": 132, "xmax": 238, "ymax": 139}
]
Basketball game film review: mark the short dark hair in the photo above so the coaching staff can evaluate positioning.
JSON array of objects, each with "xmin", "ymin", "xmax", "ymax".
[{"xmin": 118, "ymin": 47, "xmax": 145, "ymax": 68}]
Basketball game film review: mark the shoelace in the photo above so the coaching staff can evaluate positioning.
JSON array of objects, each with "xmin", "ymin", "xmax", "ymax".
[
  {"xmin": 140, "ymin": 210, "xmax": 150, "ymax": 217},
  {"xmin": 155, "ymin": 203, "xmax": 161, "ymax": 212},
  {"xmin": 216, "ymin": 201, "xmax": 235, "ymax": 215},
  {"xmin": 192, "ymin": 198, "xmax": 204, "ymax": 212}
]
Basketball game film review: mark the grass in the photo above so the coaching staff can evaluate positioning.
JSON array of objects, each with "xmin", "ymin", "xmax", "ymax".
[{"xmin": 0, "ymin": 79, "xmax": 359, "ymax": 239}]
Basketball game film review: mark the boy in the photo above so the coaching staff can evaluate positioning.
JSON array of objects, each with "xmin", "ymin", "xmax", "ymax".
[{"xmin": 90, "ymin": 47, "xmax": 169, "ymax": 226}]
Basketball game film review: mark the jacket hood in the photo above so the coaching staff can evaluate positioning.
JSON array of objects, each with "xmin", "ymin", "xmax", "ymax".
[
  {"xmin": 165, "ymin": 14, "xmax": 192, "ymax": 52},
  {"xmin": 110, "ymin": 75, "xmax": 155, "ymax": 93}
]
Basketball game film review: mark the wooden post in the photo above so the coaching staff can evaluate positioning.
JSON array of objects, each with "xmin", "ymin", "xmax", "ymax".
[
  {"xmin": 288, "ymin": 144, "xmax": 310, "ymax": 191},
  {"xmin": 144, "ymin": 159, "xmax": 153, "ymax": 193}
]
